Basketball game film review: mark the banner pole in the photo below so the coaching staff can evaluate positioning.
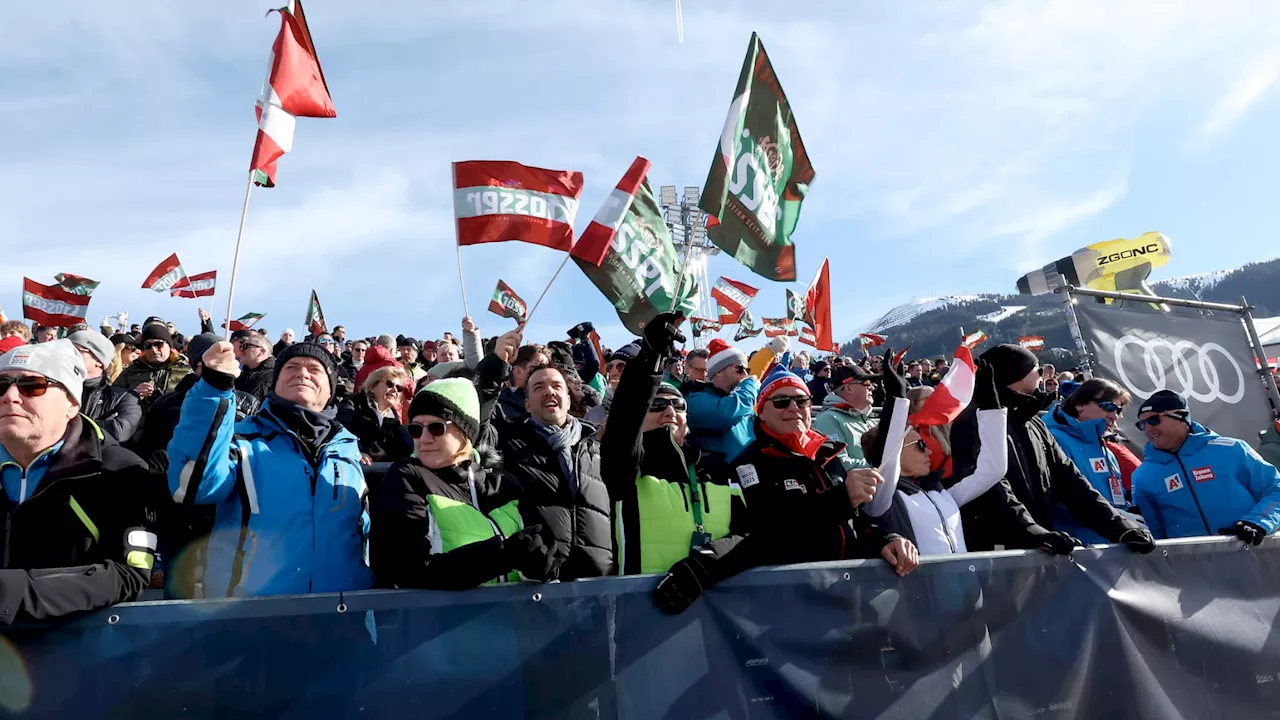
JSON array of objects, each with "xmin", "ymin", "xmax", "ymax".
[
  {"xmin": 1061, "ymin": 287, "xmax": 1092, "ymax": 378},
  {"xmin": 450, "ymin": 164, "xmax": 471, "ymax": 318},
  {"xmin": 223, "ymin": 171, "xmax": 256, "ymax": 340},
  {"xmin": 520, "ymin": 254, "xmax": 571, "ymax": 330},
  {"xmin": 455, "ymin": 245, "xmax": 471, "ymax": 318},
  {"xmin": 1240, "ymin": 296, "xmax": 1280, "ymax": 415}
]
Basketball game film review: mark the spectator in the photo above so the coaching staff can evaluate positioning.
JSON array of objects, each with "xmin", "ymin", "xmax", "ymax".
[
  {"xmin": 337, "ymin": 366, "xmax": 413, "ymax": 471},
  {"xmin": 684, "ymin": 348, "xmax": 710, "ymax": 387},
  {"xmin": 475, "ymin": 332, "xmax": 612, "ymax": 580},
  {"xmin": 790, "ymin": 352, "xmax": 813, "ymax": 382},
  {"xmin": 952, "ymin": 344, "xmax": 1153, "ymax": 553},
  {"xmin": 342, "ymin": 339, "xmax": 369, "ymax": 384},
  {"xmin": 315, "ymin": 332, "xmax": 339, "ymax": 358},
  {"xmin": 1132, "ymin": 390, "xmax": 1280, "ymax": 544},
  {"xmin": 905, "ymin": 361, "xmax": 925, "ymax": 388},
  {"xmin": 422, "ymin": 317, "xmax": 485, "ymax": 383},
  {"xmin": 807, "ymin": 360, "xmax": 832, "ymax": 404},
  {"xmin": 0, "ymin": 341, "xmax": 163, "ymax": 624},
  {"xmin": 34, "ymin": 325, "xmax": 58, "ymax": 344},
  {"xmin": 69, "ymin": 330, "xmax": 142, "ymax": 444},
  {"xmin": 1044, "ymin": 379, "xmax": 1139, "ymax": 543},
  {"xmin": 353, "ymin": 343, "xmax": 402, "ymax": 395},
  {"xmin": 860, "ymin": 359, "xmax": 1078, "ymax": 557},
  {"xmin": 485, "ymin": 339, "xmax": 547, "ymax": 428},
  {"xmin": 0, "ymin": 321, "xmax": 31, "ymax": 342},
  {"xmin": 606, "ymin": 344, "xmax": 639, "ymax": 390},
  {"xmin": 1043, "ymin": 376, "xmax": 1061, "ymax": 406},
  {"xmin": 371, "ymin": 379, "xmax": 552, "ymax": 589},
  {"xmin": 108, "ymin": 335, "xmax": 139, "ymax": 383},
  {"xmin": 908, "ymin": 386, "xmax": 955, "ymax": 478},
  {"xmin": 601, "ymin": 313, "xmax": 747, "ymax": 575},
  {"xmin": 113, "ymin": 324, "xmax": 192, "ymax": 412},
  {"xmin": 437, "ymin": 340, "xmax": 460, "ymax": 364},
  {"xmin": 813, "ymin": 364, "xmax": 878, "ymax": 469},
  {"xmin": 397, "ymin": 337, "xmax": 428, "ymax": 384},
  {"xmin": 273, "ymin": 328, "xmax": 295, "ymax": 357},
  {"xmin": 1042, "ymin": 364, "xmax": 1057, "ymax": 387},
  {"xmin": 685, "ymin": 337, "xmax": 781, "ymax": 464},
  {"xmin": 167, "ymin": 341, "xmax": 372, "ymax": 596},
  {"xmin": 419, "ymin": 340, "xmax": 439, "ymax": 369},
  {"xmin": 331, "ymin": 326, "xmax": 347, "ymax": 352},
  {"xmin": 233, "ymin": 331, "xmax": 275, "ymax": 404}
]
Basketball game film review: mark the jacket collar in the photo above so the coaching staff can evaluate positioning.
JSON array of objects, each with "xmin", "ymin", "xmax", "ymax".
[
  {"xmin": 753, "ymin": 418, "xmax": 840, "ymax": 462},
  {"xmin": 819, "ymin": 393, "xmax": 872, "ymax": 418},
  {"xmin": 640, "ymin": 426, "xmax": 700, "ymax": 482},
  {"xmin": 1047, "ymin": 405, "xmax": 1106, "ymax": 443},
  {"xmin": 1141, "ymin": 421, "xmax": 1212, "ymax": 463},
  {"xmin": 999, "ymin": 386, "xmax": 1046, "ymax": 424}
]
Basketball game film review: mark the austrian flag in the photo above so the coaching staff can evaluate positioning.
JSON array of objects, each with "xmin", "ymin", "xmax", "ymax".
[
  {"xmin": 22, "ymin": 279, "xmax": 90, "ymax": 328},
  {"xmin": 172, "ymin": 271, "xmax": 216, "ymax": 298},
  {"xmin": 572, "ymin": 156, "xmax": 649, "ymax": 267},
  {"xmin": 142, "ymin": 254, "xmax": 190, "ymax": 293},
  {"xmin": 710, "ymin": 276, "xmax": 759, "ymax": 317},
  {"xmin": 454, "ymin": 160, "xmax": 584, "ymax": 252}
]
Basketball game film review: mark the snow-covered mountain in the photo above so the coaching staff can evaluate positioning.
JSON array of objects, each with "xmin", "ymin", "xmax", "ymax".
[{"xmin": 859, "ymin": 295, "xmax": 987, "ymax": 334}]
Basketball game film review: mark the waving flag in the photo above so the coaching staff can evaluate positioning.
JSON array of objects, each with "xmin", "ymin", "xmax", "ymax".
[
  {"xmin": 909, "ymin": 346, "xmax": 977, "ymax": 427},
  {"xmin": 763, "ymin": 317, "xmax": 793, "ymax": 338},
  {"xmin": 962, "ymin": 330, "xmax": 988, "ymax": 349},
  {"xmin": 305, "ymin": 289, "xmax": 327, "ymax": 335},
  {"xmin": 717, "ymin": 305, "xmax": 743, "ymax": 325},
  {"xmin": 785, "ymin": 288, "xmax": 806, "ymax": 322},
  {"xmin": 798, "ymin": 325, "xmax": 817, "ymax": 348},
  {"xmin": 171, "ymin": 270, "xmax": 217, "ymax": 298},
  {"xmin": 804, "ymin": 257, "xmax": 833, "ymax": 351},
  {"xmin": 455, "ymin": 161, "xmax": 584, "ymax": 252},
  {"xmin": 859, "ymin": 333, "xmax": 887, "ymax": 348},
  {"xmin": 710, "ymin": 276, "xmax": 759, "ymax": 318},
  {"xmin": 224, "ymin": 312, "xmax": 266, "ymax": 332},
  {"xmin": 55, "ymin": 273, "xmax": 100, "ymax": 296},
  {"xmin": 700, "ymin": 33, "xmax": 815, "ymax": 282},
  {"xmin": 488, "ymin": 279, "xmax": 528, "ymax": 323},
  {"xmin": 1018, "ymin": 335, "xmax": 1045, "ymax": 351},
  {"xmin": 892, "ymin": 345, "xmax": 912, "ymax": 368},
  {"xmin": 141, "ymin": 254, "xmax": 190, "ymax": 293},
  {"xmin": 250, "ymin": 0, "xmax": 337, "ymax": 187},
  {"xmin": 573, "ymin": 157, "xmax": 695, "ymax": 334},
  {"xmin": 692, "ymin": 318, "xmax": 723, "ymax": 336},
  {"xmin": 22, "ymin": 279, "xmax": 90, "ymax": 328}
]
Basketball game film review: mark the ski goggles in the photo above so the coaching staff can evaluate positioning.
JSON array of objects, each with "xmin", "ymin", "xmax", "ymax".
[
  {"xmin": 1135, "ymin": 411, "xmax": 1188, "ymax": 431},
  {"xmin": 0, "ymin": 375, "xmax": 64, "ymax": 399},
  {"xmin": 648, "ymin": 397, "xmax": 687, "ymax": 413},
  {"xmin": 407, "ymin": 420, "xmax": 453, "ymax": 439}
]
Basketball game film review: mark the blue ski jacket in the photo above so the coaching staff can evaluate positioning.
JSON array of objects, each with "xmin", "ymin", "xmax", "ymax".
[{"xmin": 1044, "ymin": 406, "xmax": 1129, "ymax": 544}]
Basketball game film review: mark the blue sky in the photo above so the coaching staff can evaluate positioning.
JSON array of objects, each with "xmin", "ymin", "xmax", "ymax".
[{"xmin": 3, "ymin": 1, "xmax": 1279, "ymax": 351}]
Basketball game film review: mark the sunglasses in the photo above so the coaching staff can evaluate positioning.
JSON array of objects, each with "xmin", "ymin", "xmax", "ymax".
[
  {"xmin": 1135, "ymin": 412, "xmax": 1187, "ymax": 431},
  {"xmin": 842, "ymin": 379, "xmax": 873, "ymax": 388},
  {"xmin": 239, "ymin": 341, "xmax": 266, "ymax": 352},
  {"xmin": 0, "ymin": 375, "xmax": 63, "ymax": 398},
  {"xmin": 910, "ymin": 437, "xmax": 928, "ymax": 452},
  {"xmin": 767, "ymin": 395, "xmax": 812, "ymax": 409},
  {"xmin": 1097, "ymin": 400, "xmax": 1125, "ymax": 415},
  {"xmin": 649, "ymin": 397, "xmax": 687, "ymax": 413},
  {"xmin": 142, "ymin": 341, "xmax": 167, "ymax": 350},
  {"xmin": 318, "ymin": 339, "xmax": 335, "ymax": 346},
  {"xmin": 384, "ymin": 380, "xmax": 403, "ymax": 393},
  {"xmin": 407, "ymin": 420, "xmax": 452, "ymax": 439}
]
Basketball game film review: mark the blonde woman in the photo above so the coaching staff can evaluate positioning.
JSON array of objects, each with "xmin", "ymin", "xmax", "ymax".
[
  {"xmin": 908, "ymin": 385, "xmax": 954, "ymax": 478},
  {"xmin": 337, "ymin": 365, "xmax": 414, "ymax": 471},
  {"xmin": 109, "ymin": 336, "xmax": 141, "ymax": 384}
]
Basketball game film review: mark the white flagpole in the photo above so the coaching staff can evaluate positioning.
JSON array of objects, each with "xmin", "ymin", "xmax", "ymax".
[
  {"xmin": 223, "ymin": 171, "xmax": 256, "ymax": 340},
  {"xmin": 520, "ymin": 254, "xmax": 572, "ymax": 330}
]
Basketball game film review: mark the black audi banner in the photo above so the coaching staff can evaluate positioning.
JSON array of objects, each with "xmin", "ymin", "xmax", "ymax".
[{"xmin": 1074, "ymin": 302, "xmax": 1272, "ymax": 446}]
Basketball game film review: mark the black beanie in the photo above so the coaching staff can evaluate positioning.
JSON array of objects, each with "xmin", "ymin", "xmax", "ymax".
[
  {"xmin": 141, "ymin": 324, "xmax": 173, "ymax": 346},
  {"xmin": 1138, "ymin": 389, "xmax": 1189, "ymax": 416},
  {"xmin": 274, "ymin": 342, "xmax": 339, "ymax": 403},
  {"xmin": 186, "ymin": 332, "xmax": 221, "ymax": 369},
  {"xmin": 979, "ymin": 343, "xmax": 1039, "ymax": 388}
]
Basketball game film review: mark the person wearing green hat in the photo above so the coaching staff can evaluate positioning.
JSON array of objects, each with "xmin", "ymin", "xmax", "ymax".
[
  {"xmin": 600, "ymin": 313, "xmax": 749, "ymax": 580},
  {"xmin": 370, "ymin": 378, "xmax": 554, "ymax": 589}
]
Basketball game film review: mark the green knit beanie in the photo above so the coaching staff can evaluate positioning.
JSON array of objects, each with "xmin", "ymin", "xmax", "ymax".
[{"xmin": 408, "ymin": 378, "xmax": 481, "ymax": 443}]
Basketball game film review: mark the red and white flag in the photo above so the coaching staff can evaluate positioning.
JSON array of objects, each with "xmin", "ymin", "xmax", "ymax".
[
  {"xmin": 859, "ymin": 333, "xmax": 887, "ymax": 348},
  {"xmin": 710, "ymin": 276, "xmax": 759, "ymax": 318},
  {"xmin": 250, "ymin": 0, "xmax": 336, "ymax": 188},
  {"xmin": 572, "ymin": 156, "xmax": 648, "ymax": 266},
  {"xmin": 22, "ymin": 279, "xmax": 90, "ymax": 328},
  {"xmin": 455, "ymin": 160, "xmax": 584, "ymax": 252},
  {"xmin": 141, "ymin": 254, "xmax": 191, "ymax": 293},
  {"xmin": 798, "ymin": 325, "xmax": 817, "ymax": 347},
  {"xmin": 171, "ymin": 270, "xmax": 216, "ymax": 298},
  {"xmin": 962, "ymin": 330, "xmax": 989, "ymax": 349},
  {"xmin": 763, "ymin": 317, "xmax": 793, "ymax": 338},
  {"xmin": 717, "ymin": 305, "xmax": 743, "ymax": 325},
  {"xmin": 1018, "ymin": 335, "xmax": 1045, "ymax": 351},
  {"xmin": 803, "ymin": 257, "xmax": 834, "ymax": 351},
  {"xmin": 909, "ymin": 345, "xmax": 977, "ymax": 427}
]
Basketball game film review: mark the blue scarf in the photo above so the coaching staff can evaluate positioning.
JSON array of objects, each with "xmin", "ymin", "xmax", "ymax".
[{"xmin": 531, "ymin": 416, "xmax": 583, "ymax": 494}]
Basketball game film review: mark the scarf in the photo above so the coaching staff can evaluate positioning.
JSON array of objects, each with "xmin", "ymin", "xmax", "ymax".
[
  {"xmin": 759, "ymin": 422, "xmax": 828, "ymax": 461},
  {"xmin": 264, "ymin": 393, "xmax": 339, "ymax": 464},
  {"xmin": 531, "ymin": 416, "xmax": 583, "ymax": 494}
]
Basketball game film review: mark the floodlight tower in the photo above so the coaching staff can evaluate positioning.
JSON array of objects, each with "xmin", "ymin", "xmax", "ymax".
[{"xmin": 660, "ymin": 185, "xmax": 719, "ymax": 348}]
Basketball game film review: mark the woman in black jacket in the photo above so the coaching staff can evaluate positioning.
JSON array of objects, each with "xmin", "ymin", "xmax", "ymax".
[{"xmin": 336, "ymin": 366, "xmax": 413, "ymax": 468}]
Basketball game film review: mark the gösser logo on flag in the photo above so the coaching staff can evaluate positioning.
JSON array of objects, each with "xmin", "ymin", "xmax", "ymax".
[{"xmin": 1112, "ymin": 336, "xmax": 1246, "ymax": 404}]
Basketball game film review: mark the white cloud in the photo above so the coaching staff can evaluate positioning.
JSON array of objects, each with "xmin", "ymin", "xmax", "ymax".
[{"xmin": 1199, "ymin": 52, "xmax": 1280, "ymax": 138}]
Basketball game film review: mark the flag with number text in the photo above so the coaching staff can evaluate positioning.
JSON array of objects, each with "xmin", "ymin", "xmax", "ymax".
[
  {"xmin": 23, "ymin": 279, "xmax": 91, "ymax": 327},
  {"xmin": 455, "ymin": 160, "xmax": 584, "ymax": 252},
  {"xmin": 171, "ymin": 271, "xmax": 217, "ymax": 298}
]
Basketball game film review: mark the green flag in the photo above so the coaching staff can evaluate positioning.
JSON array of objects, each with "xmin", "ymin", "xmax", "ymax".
[
  {"xmin": 699, "ymin": 33, "xmax": 815, "ymax": 282},
  {"xmin": 574, "ymin": 165, "xmax": 697, "ymax": 335},
  {"xmin": 305, "ymin": 289, "xmax": 327, "ymax": 335},
  {"xmin": 55, "ymin": 273, "xmax": 100, "ymax": 296},
  {"xmin": 734, "ymin": 308, "xmax": 761, "ymax": 342},
  {"xmin": 785, "ymin": 288, "xmax": 806, "ymax": 322}
]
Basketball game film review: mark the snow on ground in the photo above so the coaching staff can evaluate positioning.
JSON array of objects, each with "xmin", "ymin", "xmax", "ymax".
[{"xmin": 976, "ymin": 305, "xmax": 1026, "ymax": 323}]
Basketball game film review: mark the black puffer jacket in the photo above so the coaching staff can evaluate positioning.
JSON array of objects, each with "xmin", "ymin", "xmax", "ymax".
[
  {"xmin": 336, "ymin": 392, "xmax": 413, "ymax": 467},
  {"xmin": 952, "ymin": 387, "xmax": 1143, "ymax": 551},
  {"xmin": 80, "ymin": 376, "xmax": 143, "ymax": 443},
  {"xmin": 235, "ymin": 357, "xmax": 275, "ymax": 403}
]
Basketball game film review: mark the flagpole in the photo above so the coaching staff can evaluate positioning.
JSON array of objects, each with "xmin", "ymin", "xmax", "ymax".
[
  {"xmin": 223, "ymin": 171, "xmax": 256, "ymax": 340},
  {"xmin": 520, "ymin": 254, "xmax": 572, "ymax": 330},
  {"xmin": 455, "ymin": 245, "xmax": 471, "ymax": 317}
]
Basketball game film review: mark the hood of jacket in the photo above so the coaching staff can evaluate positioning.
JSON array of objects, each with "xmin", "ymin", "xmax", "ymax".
[
  {"xmin": 998, "ymin": 386, "xmax": 1047, "ymax": 424},
  {"xmin": 1140, "ymin": 421, "xmax": 1213, "ymax": 465},
  {"xmin": 1045, "ymin": 405, "xmax": 1106, "ymax": 445}
]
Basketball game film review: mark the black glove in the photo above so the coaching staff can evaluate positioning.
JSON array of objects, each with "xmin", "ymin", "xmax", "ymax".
[
  {"xmin": 1219, "ymin": 520, "xmax": 1269, "ymax": 546},
  {"xmin": 973, "ymin": 359, "xmax": 1001, "ymax": 411},
  {"xmin": 1118, "ymin": 526, "xmax": 1156, "ymax": 554},
  {"xmin": 653, "ymin": 550, "xmax": 716, "ymax": 615},
  {"xmin": 881, "ymin": 348, "xmax": 907, "ymax": 400},
  {"xmin": 1035, "ymin": 530, "xmax": 1083, "ymax": 555},
  {"xmin": 642, "ymin": 312, "xmax": 686, "ymax": 359},
  {"xmin": 503, "ymin": 525, "xmax": 555, "ymax": 581},
  {"xmin": 567, "ymin": 322, "xmax": 595, "ymax": 341}
]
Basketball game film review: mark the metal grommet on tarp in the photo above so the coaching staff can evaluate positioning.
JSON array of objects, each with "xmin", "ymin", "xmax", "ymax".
[
  {"xmin": 107, "ymin": 614, "xmax": 120, "ymax": 625},
  {"xmin": 336, "ymin": 603, "xmax": 347, "ymax": 614},
  {"xmin": 532, "ymin": 593, "xmax": 543, "ymax": 603}
]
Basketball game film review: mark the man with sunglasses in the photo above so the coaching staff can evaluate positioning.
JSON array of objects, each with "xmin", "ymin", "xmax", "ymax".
[
  {"xmin": 232, "ymin": 331, "xmax": 275, "ymax": 404},
  {"xmin": 113, "ymin": 323, "xmax": 191, "ymax": 412},
  {"xmin": 600, "ymin": 312, "xmax": 748, "ymax": 582},
  {"xmin": 685, "ymin": 337, "xmax": 783, "ymax": 465},
  {"xmin": 0, "ymin": 341, "xmax": 162, "ymax": 624},
  {"xmin": 1131, "ymin": 390, "xmax": 1280, "ymax": 545},
  {"xmin": 813, "ymin": 364, "xmax": 879, "ymax": 470}
]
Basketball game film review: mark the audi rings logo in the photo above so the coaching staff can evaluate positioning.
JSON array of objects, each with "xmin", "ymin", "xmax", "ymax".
[{"xmin": 1112, "ymin": 336, "xmax": 1246, "ymax": 404}]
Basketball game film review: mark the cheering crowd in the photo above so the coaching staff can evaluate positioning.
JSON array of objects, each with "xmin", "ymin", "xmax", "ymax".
[{"xmin": 1, "ymin": 309, "xmax": 1279, "ymax": 625}]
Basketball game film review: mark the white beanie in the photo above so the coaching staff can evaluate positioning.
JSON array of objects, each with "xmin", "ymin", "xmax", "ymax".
[
  {"xmin": 705, "ymin": 338, "xmax": 748, "ymax": 380},
  {"xmin": 0, "ymin": 339, "xmax": 87, "ymax": 404}
]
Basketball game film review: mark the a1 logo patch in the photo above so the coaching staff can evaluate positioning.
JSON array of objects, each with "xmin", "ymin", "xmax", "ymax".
[
  {"xmin": 783, "ymin": 479, "xmax": 807, "ymax": 493},
  {"xmin": 1090, "ymin": 458, "xmax": 1107, "ymax": 474},
  {"xmin": 1192, "ymin": 467, "xmax": 1215, "ymax": 483},
  {"xmin": 1165, "ymin": 474, "xmax": 1184, "ymax": 492}
]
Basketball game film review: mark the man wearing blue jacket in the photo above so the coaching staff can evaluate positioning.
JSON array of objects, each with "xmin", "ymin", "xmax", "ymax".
[
  {"xmin": 167, "ymin": 340, "xmax": 372, "ymax": 597},
  {"xmin": 684, "ymin": 336, "xmax": 785, "ymax": 464},
  {"xmin": 1132, "ymin": 390, "xmax": 1280, "ymax": 544}
]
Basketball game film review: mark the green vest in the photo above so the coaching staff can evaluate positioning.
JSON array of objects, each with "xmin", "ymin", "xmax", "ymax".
[
  {"xmin": 616, "ymin": 474, "xmax": 739, "ymax": 576},
  {"xmin": 425, "ymin": 494, "xmax": 523, "ymax": 585}
]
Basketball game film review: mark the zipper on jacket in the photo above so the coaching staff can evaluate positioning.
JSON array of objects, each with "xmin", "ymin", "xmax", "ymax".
[
  {"xmin": 1173, "ymin": 452, "xmax": 1213, "ymax": 534},
  {"xmin": 917, "ymin": 488, "xmax": 958, "ymax": 554}
]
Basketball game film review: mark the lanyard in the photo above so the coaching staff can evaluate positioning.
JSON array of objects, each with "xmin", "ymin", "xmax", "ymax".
[{"xmin": 688, "ymin": 464, "xmax": 712, "ymax": 550}]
